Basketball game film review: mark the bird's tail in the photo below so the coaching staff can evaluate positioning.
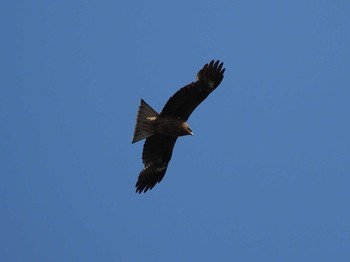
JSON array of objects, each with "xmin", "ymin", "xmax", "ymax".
[{"xmin": 132, "ymin": 99, "xmax": 159, "ymax": 143}]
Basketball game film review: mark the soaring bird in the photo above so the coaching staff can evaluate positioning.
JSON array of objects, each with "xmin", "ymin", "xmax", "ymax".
[{"xmin": 132, "ymin": 60, "xmax": 225, "ymax": 193}]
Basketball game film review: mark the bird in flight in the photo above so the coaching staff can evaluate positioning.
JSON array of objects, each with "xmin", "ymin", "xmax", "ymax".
[{"xmin": 132, "ymin": 60, "xmax": 225, "ymax": 193}]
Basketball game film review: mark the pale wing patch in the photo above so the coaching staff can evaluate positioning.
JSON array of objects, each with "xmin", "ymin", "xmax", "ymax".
[
  {"xmin": 155, "ymin": 165, "xmax": 167, "ymax": 172},
  {"xmin": 208, "ymin": 81, "xmax": 214, "ymax": 90}
]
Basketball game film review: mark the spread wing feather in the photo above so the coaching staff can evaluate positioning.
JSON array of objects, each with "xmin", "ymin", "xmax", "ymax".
[
  {"xmin": 135, "ymin": 135, "xmax": 177, "ymax": 193},
  {"xmin": 161, "ymin": 60, "xmax": 225, "ymax": 120}
]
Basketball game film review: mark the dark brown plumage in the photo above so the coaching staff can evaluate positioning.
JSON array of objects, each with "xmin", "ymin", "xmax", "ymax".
[{"xmin": 132, "ymin": 60, "xmax": 225, "ymax": 193}]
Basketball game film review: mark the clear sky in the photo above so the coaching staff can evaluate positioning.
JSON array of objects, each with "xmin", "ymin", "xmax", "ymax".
[{"xmin": 1, "ymin": 1, "xmax": 350, "ymax": 261}]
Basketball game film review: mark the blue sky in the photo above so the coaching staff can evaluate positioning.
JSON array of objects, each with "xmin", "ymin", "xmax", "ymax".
[{"xmin": 1, "ymin": 0, "xmax": 350, "ymax": 261}]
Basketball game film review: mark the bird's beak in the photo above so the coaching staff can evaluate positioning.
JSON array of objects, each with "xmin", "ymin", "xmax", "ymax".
[{"xmin": 190, "ymin": 131, "xmax": 194, "ymax": 136}]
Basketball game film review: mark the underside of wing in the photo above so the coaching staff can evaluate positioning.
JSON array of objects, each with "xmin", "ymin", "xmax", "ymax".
[
  {"xmin": 161, "ymin": 60, "xmax": 225, "ymax": 120},
  {"xmin": 136, "ymin": 134, "xmax": 177, "ymax": 193}
]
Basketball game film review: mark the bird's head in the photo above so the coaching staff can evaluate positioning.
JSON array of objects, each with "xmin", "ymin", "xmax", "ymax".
[{"xmin": 182, "ymin": 122, "xmax": 193, "ymax": 136}]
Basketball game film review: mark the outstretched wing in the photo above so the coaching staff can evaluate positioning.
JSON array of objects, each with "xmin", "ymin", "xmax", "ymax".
[
  {"xmin": 161, "ymin": 60, "xmax": 225, "ymax": 120},
  {"xmin": 135, "ymin": 134, "xmax": 177, "ymax": 193}
]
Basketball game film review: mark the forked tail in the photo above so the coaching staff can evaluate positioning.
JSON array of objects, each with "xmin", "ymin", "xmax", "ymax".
[{"xmin": 132, "ymin": 99, "xmax": 159, "ymax": 143}]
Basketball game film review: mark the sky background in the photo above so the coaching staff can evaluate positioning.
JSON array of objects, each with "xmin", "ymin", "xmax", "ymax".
[{"xmin": 1, "ymin": 0, "xmax": 350, "ymax": 261}]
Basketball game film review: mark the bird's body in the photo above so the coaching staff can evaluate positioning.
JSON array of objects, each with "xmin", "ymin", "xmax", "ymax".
[
  {"xmin": 156, "ymin": 116, "xmax": 193, "ymax": 137},
  {"xmin": 132, "ymin": 100, "xmax": 193, "ymax": 143},
  {"xmin": 132, "ymin": 60, "xmax": 225, "ymax": 193}
]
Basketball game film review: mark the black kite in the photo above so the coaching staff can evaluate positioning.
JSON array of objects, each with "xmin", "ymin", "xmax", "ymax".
[{"xmin": 132, "ymin": 60, "xmax": 225, "ymax": 193}]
